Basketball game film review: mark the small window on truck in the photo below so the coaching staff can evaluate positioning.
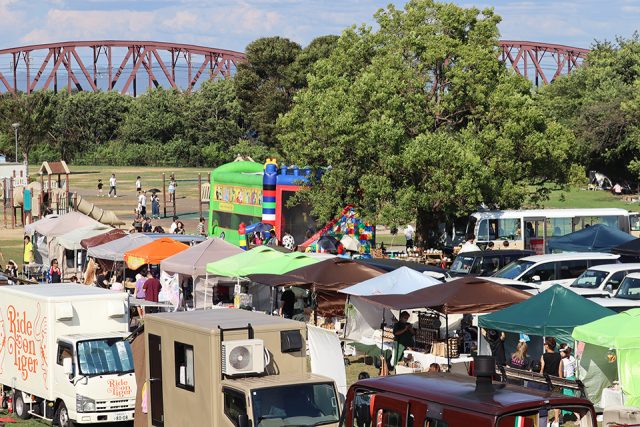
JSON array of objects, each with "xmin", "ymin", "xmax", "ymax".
[
  {"xmin": 424, "ymin": 419, "xmax": 448, "ymax": 427},
  {"xmin": 496, "ymin": 406, "xmax": 594, "ymax": 427},
  {"xmin": 174, "ymin": 341, "xmax": 195, "ymax": 391},
  {"xmin": 223, "ymin": 388, "xmax": 247, "ymax": 427},
  {"xmin": 56, "ymin": 343, "xmax": 73, "ymax": 365},
  {"xmin": 376, "ymin": 409, "xmax": 403, "ymax": 427}
]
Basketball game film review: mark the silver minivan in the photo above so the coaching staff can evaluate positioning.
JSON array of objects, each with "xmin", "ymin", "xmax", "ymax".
[
  {"xmin": 569, "ymin": 263, "xmax": 640, "ymax": 298},
  {"xmin": 490, "ymin": 252, "xmax": 620, "ymax": 289}
]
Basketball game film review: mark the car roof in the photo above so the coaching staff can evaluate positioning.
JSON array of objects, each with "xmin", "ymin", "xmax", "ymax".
[
  {"xmin": 356, "ymin": 373, "xmax": 590, "ymax": 416},
  {"xmin": 624, "ymin": 272, "xmax": 640, "ymax": 280},
  {"xmin": 586, "ymin": 263, "xmax": 640, "ymax": 273},
  {"xmin": 520, "ymin": 252, "xmax": 619, "ymax": 263},
  {"xmin": 456, "ymin": 250, "xmax": 535, "ymax": 257}
]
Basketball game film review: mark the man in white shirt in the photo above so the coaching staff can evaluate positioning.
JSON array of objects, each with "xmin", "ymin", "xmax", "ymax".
[
  {"xmin": 404, "ymin": 224, "xmax": 415, "ymax": 250},
  {"xmin": 459, "ymin": 234, "xmax": 481, "ymax": 254},
  {"xmin": 108, "ymin": 174, "xmax": 117, "ymax": 197},
  {"xmin": 169, "ymin": 216, "xmax": 179, "ymax": 233},
  {"xmin": 135, "ymin": 176, "xmax": 142, "ymax": 192},
  {"xmin": 138, "ymin": 191, "xmax": 147, "ymax": 217}
]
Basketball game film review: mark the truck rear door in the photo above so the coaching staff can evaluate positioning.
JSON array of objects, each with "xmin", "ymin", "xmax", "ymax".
[{"xmin": 371, "ymin": 393, "xmax": 409, "ymax": 426}]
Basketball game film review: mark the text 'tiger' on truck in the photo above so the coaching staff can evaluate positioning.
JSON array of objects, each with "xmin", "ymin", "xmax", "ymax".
[
  {"xmin": 144, "ymin": 308, "xmax": 341, "ymax": 427},
  {"xmin": 0, "ymin": 284, "xmax": 136, "ymax": 426}
]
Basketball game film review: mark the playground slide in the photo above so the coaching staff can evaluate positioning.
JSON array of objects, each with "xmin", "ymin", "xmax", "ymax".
[
  {"xmin": 74, "ymin": 194, "xmax": 125, "ymax": 226},
  {"xmin": 299, "ymin": 205, "xmax": 354, "ymax": 249}
]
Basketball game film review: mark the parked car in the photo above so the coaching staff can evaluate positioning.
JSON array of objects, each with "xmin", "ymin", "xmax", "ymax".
[
  {"xmin": 449, "ymin": 250, "xmax": 534, "ymax": 277},
  {"xmin": 490, "ymin": 252, "xmax": 620, "ymax": 288},
  {"xmin": 568, "ymin": 263, "xmax": 640, "ymax": 297},
  {"xmin": 590, "ymin": 272, "xmax": 640, "ymax": 312}
]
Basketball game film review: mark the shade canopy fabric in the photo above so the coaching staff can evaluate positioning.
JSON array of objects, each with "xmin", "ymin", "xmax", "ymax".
[
  {"xmin": 573, "ymin": 308, "xmax": 640, "ymax": 350},
  {"xmin": 612, "ymin": 238, "xmax": 640, "ymax": 258},
  {"xmin": 124, "ymin": 237, "xmax": 188, "ymax": 269},
  {"xmin": 160, "ymin": 238, "xmax": 242, "ymax": 277},
  {"xmin": 80, "ymin": 228, "xmax": 127, "ymax": 249},
  {"xmin": 355, "ymin": 258, "xmax": 447, "ymax": 275},
  {"xmin": 340, "ymin": 266, "xmax": 441, "ymax": 296},
  {"xmin": 87, "ymin": 233, "xmax": 154, "ymax": 262},
  {"xmin": 53, "ymin": 225, "xmax": 111, "ymax": 250},
  {"xmin": 249, "ymin": 258, "xmax": 384, "ymax": 316},
  {"xmin": 24, "ymin": 214, "xmax": 59, "ymax": 235},
  {"xmin": 479, "ymin": 284, "xmax": 615, "ymax": 344},
  {"xmin": 205, "ymin": 246, "xmax": 285, "ymax": 277},
  {"xmin": 548, "ymin": 224, "xmax": 635, "ymax": 253},
  {"xmin": 26, "ymin": 211, "xmax": 103, "ymax": 237},
  {"xmin": 358, "ymin": 276, "xmax": 530, "ymax": 314}
]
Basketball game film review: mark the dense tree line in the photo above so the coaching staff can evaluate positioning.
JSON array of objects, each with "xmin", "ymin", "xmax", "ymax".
[{"xmin": 1, "ymin": 0, "xmax": 640, "ymax": 243}]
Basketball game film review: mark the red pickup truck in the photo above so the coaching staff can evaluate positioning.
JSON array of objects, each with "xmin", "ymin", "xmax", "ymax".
[{"xmin": 341, "ymin": 357, "xmax": 597, "ymax": 427}]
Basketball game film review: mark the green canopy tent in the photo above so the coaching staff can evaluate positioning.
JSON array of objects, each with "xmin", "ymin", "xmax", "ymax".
[
  {"xmin": 479, "ymin": 284, "xmax": 615, "ymax": 345},
  {"xmin": 573, "ymin": 309, "xmax": 640, "ymax": 406}
]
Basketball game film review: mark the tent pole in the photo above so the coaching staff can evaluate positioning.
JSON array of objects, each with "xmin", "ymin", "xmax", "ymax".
[
  {"xmin": 204, "ymin": 272, "xmax": 208, "ymax": 309},
  {"xmin": 342, "ymin": 295, "xmax": 350, "ymax": 340},
  {"xmin": 446, "ymin": 312, "xmax": 450, "ymax": 370}
]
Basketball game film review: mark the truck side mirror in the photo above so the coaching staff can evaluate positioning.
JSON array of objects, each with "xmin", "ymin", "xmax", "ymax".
[
  {"xmin": 237, "ymin": 414, "xmax": 249, "ymax": 427},
  {"xmin": 605, "ymin": 284, "xmax": 613, "ymax": 293},
  {"xmin": 63, "ymin": 357, "xmax": 73, "ymax": 376}
]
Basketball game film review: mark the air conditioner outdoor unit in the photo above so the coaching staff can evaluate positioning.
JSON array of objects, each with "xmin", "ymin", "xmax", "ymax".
[{"xmin": 221, "ymin": 339, "xmax": 265, "ymax": 376}]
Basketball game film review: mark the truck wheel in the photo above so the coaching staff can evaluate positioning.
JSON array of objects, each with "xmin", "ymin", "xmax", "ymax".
[
  {"xmin": 13, "ymin": 391, "xmax": 31, "ymax": 420},
  {"xmin": 56, "ymin": 402, "xmax": 75, "ymax": 427}
]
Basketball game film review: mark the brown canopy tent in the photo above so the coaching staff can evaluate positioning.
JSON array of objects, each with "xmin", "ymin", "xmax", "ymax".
[
  {"xmin": 357, "ymin": 276, "xmax": 531, "ymax": 366},
  {"xmin": 249, "ymin": 257, "xmax": 384, "ymax": 317},
  {"xmin": 80, "ymin": 228, "xmax": 127, "ymax": 249}
]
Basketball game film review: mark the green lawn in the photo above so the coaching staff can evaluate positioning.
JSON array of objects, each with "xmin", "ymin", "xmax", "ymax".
[{"xmin": 533, "ymin": 186, "xmax": 636, "ymax": 210}]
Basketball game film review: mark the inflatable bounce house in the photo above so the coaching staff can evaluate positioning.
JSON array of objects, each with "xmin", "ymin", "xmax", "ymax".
[{"xmin": 208, "ymin": 159, "xmax": 314, "ymax": 246}]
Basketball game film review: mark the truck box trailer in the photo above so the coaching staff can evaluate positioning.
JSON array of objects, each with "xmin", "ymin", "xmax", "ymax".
[
  {"xmin": 144, "ymin": 309, "xmax": 340, "ymax": 426},
  {"xmin": 0, "ymin": 284, "xmax": 136, "ymax": 426}
]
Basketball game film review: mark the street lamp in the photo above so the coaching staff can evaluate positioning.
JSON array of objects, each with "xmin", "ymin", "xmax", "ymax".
[{"xmin": 11, "ymin": 122, "xmax": 20, "ymax": 163}]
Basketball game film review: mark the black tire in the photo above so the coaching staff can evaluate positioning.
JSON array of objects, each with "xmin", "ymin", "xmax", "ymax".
[
  {"xmin": 13, "ymin": 391, "xmax": 31, "ymax": 420},
  {"xmin": 56, "ymin": 401, "xmax": 75, "ymax": 427}
]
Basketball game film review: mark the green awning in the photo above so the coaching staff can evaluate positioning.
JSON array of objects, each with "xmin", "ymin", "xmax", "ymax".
[
  {"xmin": 572, "ymin": 308, "xmax": 640, "ymax": 350},
  {"xmin": 479, "ymin": 284, "xmax": 615, "ymax": 344},
  {"xmin": 205, "ymin": 246, "xmax": 319, "ymax": 278}
]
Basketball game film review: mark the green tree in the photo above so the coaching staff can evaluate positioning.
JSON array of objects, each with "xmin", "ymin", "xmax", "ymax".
[{"xmin": 278, "ymin": 0, "xmax": 574, "ymax": 245}]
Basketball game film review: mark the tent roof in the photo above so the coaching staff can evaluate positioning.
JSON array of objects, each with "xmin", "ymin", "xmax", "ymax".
[
  {"xmin": 479, "ymin": 284, "xmax": 615, "ymax": 339},
  {"xmin": 87, "ymin": 234, "xmax": 154, "ymax": 262},
  {"xmin": 26, "ymin": 211, "xmax": 102, "ymax": 237},
  {"xmin": 80, "ymin": 228, "xmax": 127, "ymax": 249},
  {"xmin": 355, "ymin": 258, "xmax": 447, "ymax": 275},
  {"xmin": 204, "ymin": 247, "xmax": 318, "ymax": 278},
  {"xmin": 160, "ymin": 238, "xmax": 242, "ymax": 277},
  {"xmin": 54, "ymin": 225, "xmax": 111, "ymax": 250},
  {"xmin": 340, "ymin": 266, "xmax": 441, "ymax": 296},
  {"xmin": 548, "ymin": 224, "xmax": 635, "ymax": 253},
  {"xmin": 572, "ymin": 308, "xmax": 640, "ymax": 350},
  {"xmin": 612, "ymin": 238, "xmax": 640, "ymax": 257},
  {"xmin": 124, "ymin": 237, "xmax": 188, "ymax": 269},
  {"xmin": 39, "ymin": 160, "xmax": 70, "ymax": 175},
  {"xmin": 24, "ymin": 214, "xmax": 59, "ymax": 235},
  {"xmin": 359, "ymin": 276, "xmax": 530, "ymax": 314}
]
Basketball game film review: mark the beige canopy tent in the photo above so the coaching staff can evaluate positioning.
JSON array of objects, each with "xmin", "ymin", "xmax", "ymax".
[{"xmin": 160, "ymin": 238, "xmax": 242, "ymax": 309}]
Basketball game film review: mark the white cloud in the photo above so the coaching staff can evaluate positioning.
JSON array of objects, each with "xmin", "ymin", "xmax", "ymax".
[{"xmin": 161, "ymin": 10, "xmax": 198, "ymax": 31}]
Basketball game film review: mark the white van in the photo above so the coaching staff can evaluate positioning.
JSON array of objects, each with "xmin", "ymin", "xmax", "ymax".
[
  {"xmin": 491, "ymin": 253, "xmax": 620, "ymax": 288},
  {"xmin": 590, "ymin": 272, "xmax": 640, "ymax": 312},
  {"xmin": 569, "ymin": 263, "xmax": 640, "ymax": 297}
]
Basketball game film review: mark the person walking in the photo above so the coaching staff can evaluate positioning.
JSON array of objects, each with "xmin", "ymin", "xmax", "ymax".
[
  {"xmin": 97, "ymin": 179, "xmax": 104, "ymax": 197},
  {"xmin": 135, "ymin": 176, "xmax": 142, "ymax": 193},
  {"xmin": 168, "ymin": 175, "xmax": 177, "ymax": 203},
  {"xmin": 540, "ymin": 337, "xmax": 563, "ymax": 427},
  {"xmin": 143, "ymin": 271, "xmax": 162, "ymax": 313},
  {"xmin": 404, "ymin": 225, "xmax": 415, "ymax": 251},
  {"xmin": 138, "ymin": 191, "xmax": 147, "ymax": 217},
  {"xmin": 151, "ymin": 193, "xmax": 160, "ymax": 219},
  {"xmin": 108, "ymin": 173, "xmax": 117, "ymax": 197}
]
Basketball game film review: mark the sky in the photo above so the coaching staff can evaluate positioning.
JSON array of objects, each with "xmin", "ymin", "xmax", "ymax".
[{"xmin": 0, "ymin": 0, "xmax": 638, "ymax": 52}]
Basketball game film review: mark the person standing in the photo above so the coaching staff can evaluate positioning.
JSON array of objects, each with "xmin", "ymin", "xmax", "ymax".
[
  {"xmin": 484, "ymin": 329, "xmax": 506, "ymax": 366},
  {"xmin": 138, "ymin": 191, "xmax": 147, "ymax": 217},
  {"xmin": 280, "ymin": 287, "xmax": 295, "ymax": 319},
  {"xmin": 540, "ymin": 337, "xmax": 563, "ymax": 427},
  {"xmin": 135, "ymin": 176, "xmax": 142, "ymax": 193},
  {"xmin": 459, "ymin": 234, "xmax": 481, "ymax": 254},
  {"xmin": 151, "ymin": 193, "xmax": 160, "ymax": 219},
  {"xmin": 48, "ymin": 259, "xmax": 61, "ymax": 283},
  {"xmin": 393, "ymin": 311, "xmax": 415, "ymax": 349},
  {"xmin": 197, "ymin": 217, "xmax": 206, "ymax": 236},
  {"xmin": 559, "ymin": 344, "xmax": 576, "ymax": 396},
  {"xmin": 97, "ymin": 179, "xmax": 104, "ymax": 197},
  {"xmin": 23, "ymin": 235, "xmax": 34, "ymax": 267},
  {"xmin": 108, "ymin": 173, "xmax": 117, "ymax": 197},
  {"xmin": 143, "ymin": 271, "xmax": 162, "ymax": 313},
  {"xmin": 169, "ymin": 216, "xmax": 179, "ymax": 233},
  {"xmin": 168, "ymin": 175, "xmax": 177, "ymax": 203},
  {"xmin": 404, "ymin": 225, "xmax": 415, "ymax": 250}
]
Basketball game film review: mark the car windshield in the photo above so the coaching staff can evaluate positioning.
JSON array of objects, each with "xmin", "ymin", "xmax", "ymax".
[
  {"xmin": 571, "ymin": 269, "xmax": 609, "ymax": 289},
  {"xmin": 615, "ymin": 277, "xmax": 640, "ymax": 300},
  {"xmin": 77, "ymin": 338, "xmax": 134, "ymax": 376},
  {"xmin": 450, "ymin": 256, "xmax": 475, "ymax": 273},
  {"xmin": 252, "ymin": 382, "xmax": 339, "ymax": 426},
  {"xmin": 493, "ymin": 260, "xmax": 534, "ymax": 280},
  {"xmin": 496, "ymin": 405, "xmax": 594, "ymax": 427}
]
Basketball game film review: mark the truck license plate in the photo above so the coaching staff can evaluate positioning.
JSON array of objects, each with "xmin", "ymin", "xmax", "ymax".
[{"xmin": 114, "ymin": 413, "xmax": 129, "ymax": 421}]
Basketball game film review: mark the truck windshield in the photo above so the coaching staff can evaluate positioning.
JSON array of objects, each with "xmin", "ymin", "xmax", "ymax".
[
  {"xmin": 493, "ymin": 260, "xmax": 534, "ymax": 279},
  {"xmin": 571, "ymin": 269, "xmax": 608, "ymax": 289},
  {"xmin": 77, "ymin": 338, "xmax": 134, "ymax": 376},
  {"xmin": 450, "ymin": 255, "xmax": 475, "ymax": 274},
  {"xmin": 496, "ymin": 405, "xmax": 593, "ymax": 427},
  {"xmin": 252, "ymin": 382, "xmax": 339, "ymax": 427}
]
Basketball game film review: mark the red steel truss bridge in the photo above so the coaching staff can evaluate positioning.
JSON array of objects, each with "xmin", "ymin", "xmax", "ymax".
[{"xmin": 0, "ymin": 40, "xmax": 588, "ymax": 95}]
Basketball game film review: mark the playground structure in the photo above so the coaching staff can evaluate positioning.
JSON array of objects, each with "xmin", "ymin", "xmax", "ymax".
[
  {"xmin": 208, "ymin": 159, "xmax": 314, "ymax": 246},
  {"xmin": 3, "ymin": 161, "xmax": 124, "ymax": 228}
]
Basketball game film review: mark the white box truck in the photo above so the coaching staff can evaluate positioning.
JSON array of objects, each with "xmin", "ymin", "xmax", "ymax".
[{"xmin": 0, "ymin": 284, "xmax": 136, "ymax": 426}]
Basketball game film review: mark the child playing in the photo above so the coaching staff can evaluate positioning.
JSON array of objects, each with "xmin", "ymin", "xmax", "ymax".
[{"xmin": 97, "ymin": 179, "xmax": 103, "ymax": 197}]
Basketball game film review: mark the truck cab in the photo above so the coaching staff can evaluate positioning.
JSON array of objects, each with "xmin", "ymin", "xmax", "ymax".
[{"xmin": 341, "ymin": 360, "xmax": 597, "ymax": 427}]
